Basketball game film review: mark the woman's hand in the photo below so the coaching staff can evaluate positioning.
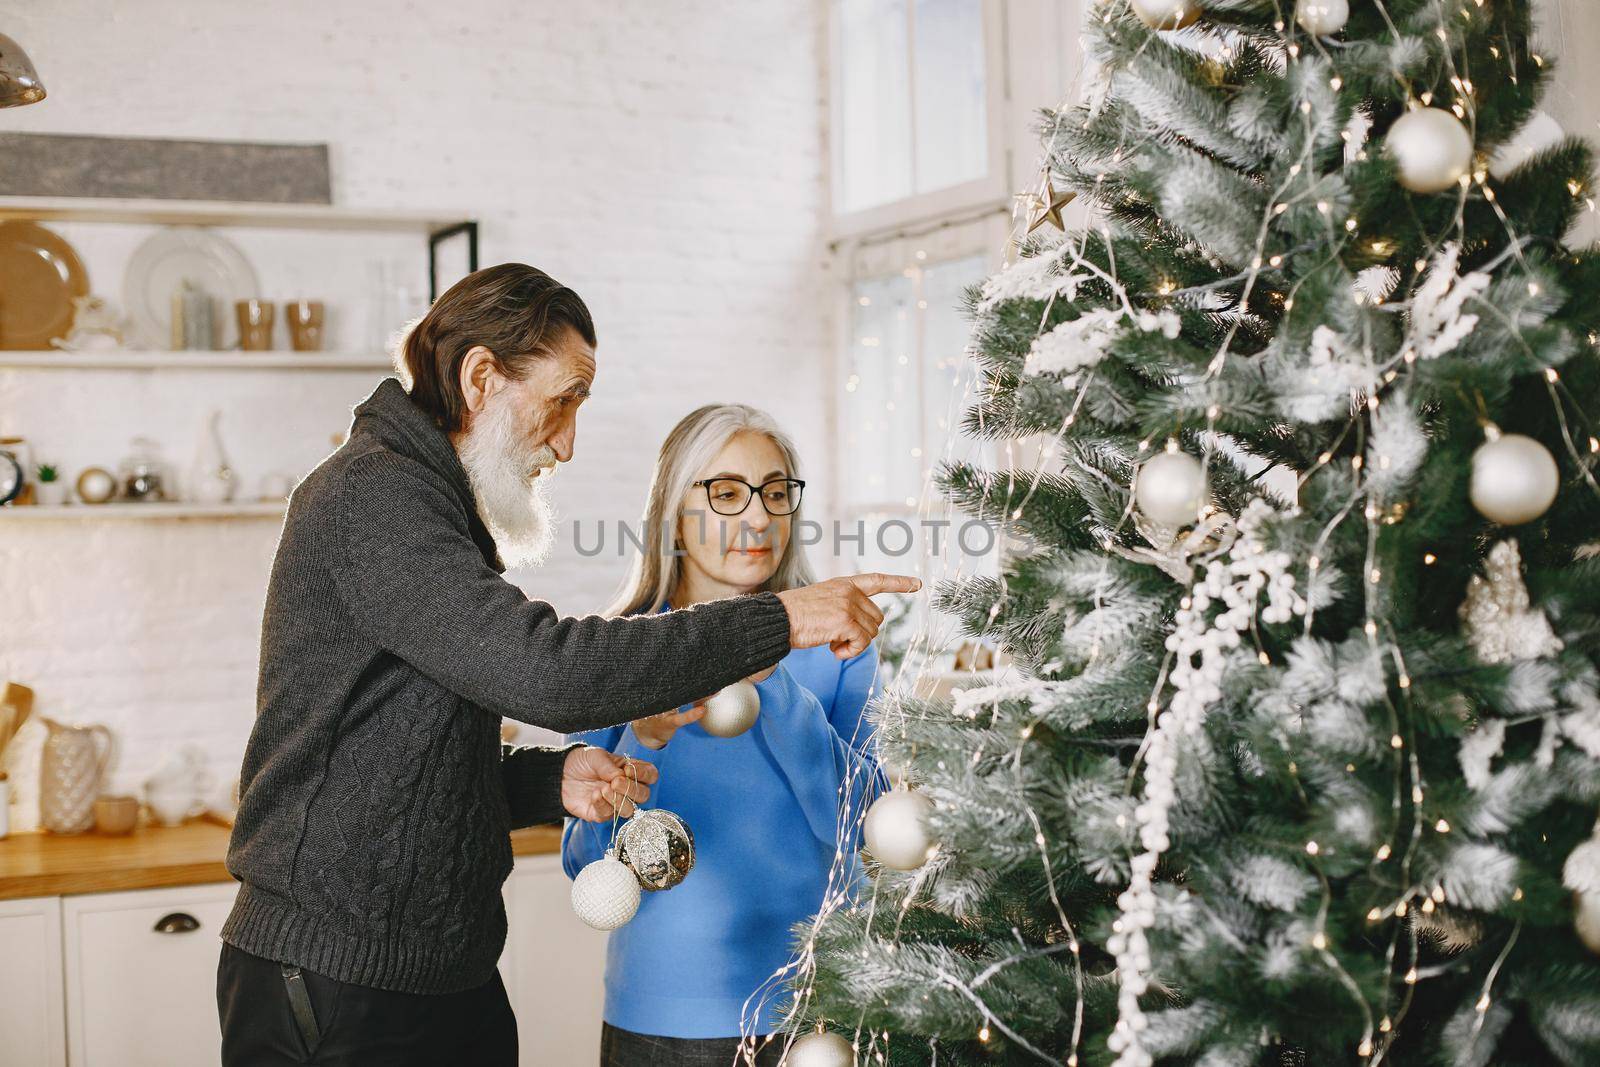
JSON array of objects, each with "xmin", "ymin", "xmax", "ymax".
[
  {"xmin": 561, "ymin": 747, "xmax": 658, "ymax": 822},
  {"xmin": 631, "ymin": 705, "xmax": 706, "ymax": 750}
]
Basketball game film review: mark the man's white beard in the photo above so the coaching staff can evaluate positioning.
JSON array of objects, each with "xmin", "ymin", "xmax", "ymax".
[{"xmin": 456, "ymin": 392, "xmax": 558, "ymax": 569}]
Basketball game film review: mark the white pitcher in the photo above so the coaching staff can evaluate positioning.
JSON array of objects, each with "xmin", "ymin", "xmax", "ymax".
[{"xmin": 39, "ymin": 718, "xmax": 113, "ymax": 834}]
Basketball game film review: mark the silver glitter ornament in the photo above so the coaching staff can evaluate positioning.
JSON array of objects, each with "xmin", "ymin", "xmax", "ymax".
[
  {"xmin": 1459, "ymin": 540, "xmax": 1564, "ymax": 664},
  {"xmin": 615, "ymin": 807, "xmax": 695, "ymax": 892}
]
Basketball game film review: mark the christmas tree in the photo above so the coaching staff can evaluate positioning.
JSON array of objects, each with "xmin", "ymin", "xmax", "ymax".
[{"xmin": 790, "ymin": 1, "xmax": 1600, "ymax": 1065}]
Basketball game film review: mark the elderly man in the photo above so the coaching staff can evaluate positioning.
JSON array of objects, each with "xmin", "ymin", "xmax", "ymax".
[{"xmin": 216, "ymin": 263, "xmax": 917, "ymax": 1065}]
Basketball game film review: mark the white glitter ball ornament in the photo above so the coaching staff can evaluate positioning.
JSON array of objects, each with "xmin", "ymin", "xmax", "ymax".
[
  {"xmin": 1129, "ymin": 0, "xmax": 1201, "ymax": 30},
  {"xmin": 787, "ymin": 1030, "xmax": 856, "ymax": 1067},
  {"xmin": 1386, "ymin": 107, "xmax": 1474, "ymax": 194},
  {"xmin": 701, "ymin": 680, "xmax": 760, "ymax": 738},
  {"xmin": 1470, "ymin": 433, "xmax": 1559, "ymax": 525},
  {"xmin": 864, "ymin": 790, "xmax": 936, "ymax": 871},
  {"xmin": 1134, "ymin": 450, "xmax": 1207, "ymax": 526},
  {"xmin": 1295, "ymin": 0, "xmax": 1348, "ymax": 34},
  {"xmin": 571, "ymin": 852, "xmax": 640, "ymax": 930}
]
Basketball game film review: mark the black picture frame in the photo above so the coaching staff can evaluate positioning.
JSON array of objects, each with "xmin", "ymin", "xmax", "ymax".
[{"xmin": 428, "ymin": 221, "xmax": 480, "ymax": 302}]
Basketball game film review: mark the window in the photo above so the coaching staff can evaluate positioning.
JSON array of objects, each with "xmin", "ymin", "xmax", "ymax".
[
  {"xmin": 826, "ymin": 1, "xmax": 1015, "ymax": 665},
  {"xmin": 840, "ymin": 253, "xmax": 987, "ymax": 514},
  {"xmin": 830, "ymin": 0, "xmax": 999, "ymax": 226},
  {"xmin": 834, "ymin": 228, "xmax": 998, "ymax": 589}
]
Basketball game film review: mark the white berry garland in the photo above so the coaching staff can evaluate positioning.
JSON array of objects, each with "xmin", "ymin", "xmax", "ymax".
[{"xmin": 1108, "ymin": 500, "xmax": 1307, "ymax": 1067}]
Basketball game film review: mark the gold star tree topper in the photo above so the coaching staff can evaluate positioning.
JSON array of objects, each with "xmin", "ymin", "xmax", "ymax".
[{"xmin": 1025, "ymin": 173, "xmax": 1076, "ymax": 233}]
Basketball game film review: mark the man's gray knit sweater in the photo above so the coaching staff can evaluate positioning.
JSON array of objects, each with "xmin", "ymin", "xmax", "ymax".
[{"xmin": 221, "ymin": 378, "xmax": 792, "ymax": 994}]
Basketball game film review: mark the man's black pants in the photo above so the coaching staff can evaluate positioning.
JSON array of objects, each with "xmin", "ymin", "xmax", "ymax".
[{"xmin": 217, "ymin": 943, "xmax": 517, "ymax": 1066}]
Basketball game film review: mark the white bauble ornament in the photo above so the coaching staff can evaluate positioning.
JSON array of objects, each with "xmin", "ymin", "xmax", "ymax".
[
  {"xmin": 1134, "ymin": 450, "xmax": 1207, "ymax": 526},
  {"xmin": 1564, "ymin": 832, "xmax": 1600, "ymax": 953},
  {"xmin": 1577, "ymin": 891, "xmax": 1600, "ymax": 954},
  {"xmin": 1470, "ymin": 433, "xmax": 1559, "ymax": 525},
  {"xmin": 1295, "ymin": 0, "xmax": 1348, "ymax": 34},
  {"xmin": 1489, "ymin": 110, "xmax": 1565, "ymax": 181},
  {"xmin": 882, "ymin": 755, "xmax": 914, "ymax": 791},
  {"xmin": 787, "ymin": 1030, "xmax": 856, "ymax": 1067},
  {"xmin": 1129, "ymin": 0, "xmax": 1201, "ymax": 31},
  {"xmin": 701, "ymin": 680, "xmax": 760, "ymax": 738},
  {"xmin": 864, "ymin": 790, "xmax": 936, "ymax": 871},
  {"xmin": 1385, "ymin": 107, "xmax": 1475, "ymax": 194},
  {"xmin": 570, "ymin": 852, "xmax": 640, "ymax": 931}
]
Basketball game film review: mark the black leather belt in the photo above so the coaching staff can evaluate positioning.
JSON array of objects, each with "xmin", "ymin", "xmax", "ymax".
[{"xmin": 280, "ymin": 964, "xmax": 322, "ymax": 1050}]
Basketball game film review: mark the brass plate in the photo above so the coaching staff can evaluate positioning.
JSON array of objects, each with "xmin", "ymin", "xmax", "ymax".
[{"xmin": 0, "ymin": 220, "xmax": 88, "ymax": 349}]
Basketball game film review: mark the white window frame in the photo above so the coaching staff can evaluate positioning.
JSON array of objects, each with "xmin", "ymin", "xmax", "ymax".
[
  {"xmin": 824, "ymin": 0, "xmax": 1013, "ymax": 242},
  {"xmin": 823, "ymin": 212, "xmax": 1008, "ymax": 551}
]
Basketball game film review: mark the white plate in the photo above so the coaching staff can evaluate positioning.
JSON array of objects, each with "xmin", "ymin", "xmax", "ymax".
[{"xmin": 122, "ymin": 228, "xmax": 260, "ymax": 349}]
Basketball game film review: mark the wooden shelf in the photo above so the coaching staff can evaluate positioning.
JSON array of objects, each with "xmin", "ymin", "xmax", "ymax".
[
  {"xmin": 0, "ymin": 502, "xmax": 288, "ymax": 521},
  {"xmin": 0, "ymin": 821, "xmax": 562, "ymax": 900},
  {"xmin": 0, "ymin": 349, "xmax": 394, "ymax": 371},
  {"xmin": 0, "ymin": 195, "xmax": 469, "ymax": 233}
]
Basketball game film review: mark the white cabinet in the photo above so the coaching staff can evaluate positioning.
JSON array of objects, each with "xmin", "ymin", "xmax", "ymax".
[
  {"xmin": 0, "ymin": 857, "xmax": 607, "ymax": 1067},
  {"xmin": 0, "ymin": 896, "xmax": 67, "ymax": 1067},
  {"xmin": 63, "ymin": 882, "xmax": 238, "ymax": 1067},
  {"xmin": 501, "ymin": 854, "xmax": 609, "ymax": 1066}
]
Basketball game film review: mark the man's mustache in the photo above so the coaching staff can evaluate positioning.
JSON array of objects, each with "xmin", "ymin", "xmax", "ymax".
[{"xmin": 528, "ymin": 445, "xmax": 558, "ymax": 478}]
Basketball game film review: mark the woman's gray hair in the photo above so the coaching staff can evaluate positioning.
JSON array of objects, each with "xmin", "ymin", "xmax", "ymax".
[{"xmin": 604, "ymin": 403, "xmax": 816, "ymax": 618}]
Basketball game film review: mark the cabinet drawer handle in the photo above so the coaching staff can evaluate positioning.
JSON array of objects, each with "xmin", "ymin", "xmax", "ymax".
[{"xmin": 153, "ymin": 912, "xmax": 201, "ymax": 934}]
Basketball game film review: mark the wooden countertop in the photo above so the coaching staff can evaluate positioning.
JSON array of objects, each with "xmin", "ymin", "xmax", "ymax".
[{"xmin": 0, "ymin": 820, "xmax": 563, "ymax": 901}]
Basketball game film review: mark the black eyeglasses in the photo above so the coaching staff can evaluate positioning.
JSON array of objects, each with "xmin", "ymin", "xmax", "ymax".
[{"xmin": 691, "ymin": 477, "xmax": 806, "ymax": 517}]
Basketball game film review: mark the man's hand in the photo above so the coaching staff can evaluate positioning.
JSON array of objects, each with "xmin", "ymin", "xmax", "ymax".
[
  {"xmin": 776, "ymin": 573, "xmax": 922, "ymax": 659},
  {"xmin": 561, "ymin": 746, "xmax": 657, "ymax": 822},
  {"xmin": 631, "ymin": 705, "xmax": 706, "ymax": 750}
]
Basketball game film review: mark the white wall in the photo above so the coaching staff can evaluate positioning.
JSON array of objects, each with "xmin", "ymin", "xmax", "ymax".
[
  {"xmin": 0, "ymin": 0, "xmax": 830, "ymax": 829},
  {"xmin": 6, "ymin": 0, "xmax": 1597, "ymax": 834}
]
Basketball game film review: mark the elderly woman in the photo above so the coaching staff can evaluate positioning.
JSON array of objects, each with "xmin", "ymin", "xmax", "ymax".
[{"xmin": 563, "ymin": 404, "xmax": 885, "ymax": 1067}]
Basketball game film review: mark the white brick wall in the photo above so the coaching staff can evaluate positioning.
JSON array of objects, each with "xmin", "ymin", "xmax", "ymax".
[{"xmin": 0, "ymin": 0, "xmax": 830, "ymax": 830}]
